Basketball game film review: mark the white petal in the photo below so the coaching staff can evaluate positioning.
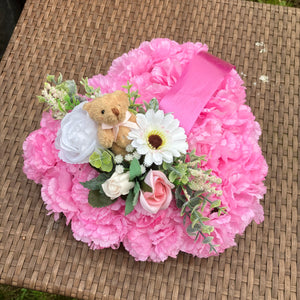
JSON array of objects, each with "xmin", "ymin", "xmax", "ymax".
[
  {"xmin": 144, "ymin": 152, "xmax": 154, "ymax": 167},
  {"xmin": 145, "ymin": 109, "xmax": 155, "ymax": 122},
  {"xmin": 168, "ymin": 119, "xmax": 180, "ymax": 132},
  {"xmin": 136, "ymin": 114, "xmax": 148, "ymax": 130},
  {"xmin": 154, "ymin": 110, "xmax": 164, "ymax": 123},
  {"xmin": 137, "ymin": 144, "xmax": 149, "ymax": 155},
  {"xmin": 162, "ymin": 151, "xmax": 173, "ymax": 163},
  {"xmin": 161, "ymin": 114, "xmax": 174, "ymax": 129},
  {"xmin": 152, "ymin": 152, "xmax": 163, "ymax": 165}
]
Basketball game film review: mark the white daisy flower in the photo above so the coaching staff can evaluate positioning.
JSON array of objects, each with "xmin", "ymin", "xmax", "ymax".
[
  {"xmin": 128, "ymin": 109, "xmax": 188, "ymax": 166},
  {"xmin": 114, "ymin": 154, "xmax": 123, "ymax": 164}
]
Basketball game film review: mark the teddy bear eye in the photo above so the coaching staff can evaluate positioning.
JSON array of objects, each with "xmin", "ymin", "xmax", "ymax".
[{"xmin": 101, "ymin": 110, "xmax": 105, "ymax": 114}]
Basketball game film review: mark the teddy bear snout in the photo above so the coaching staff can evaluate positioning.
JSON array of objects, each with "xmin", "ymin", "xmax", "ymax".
[{"xmin": 112, "ymin": 107, "xmax": 120, "ymax": 117}]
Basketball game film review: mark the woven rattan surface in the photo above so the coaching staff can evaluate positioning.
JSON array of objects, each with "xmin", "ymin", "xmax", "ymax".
[{"xmin": 0, "ymin": 0, "xmax": 299, "ymax": 299}]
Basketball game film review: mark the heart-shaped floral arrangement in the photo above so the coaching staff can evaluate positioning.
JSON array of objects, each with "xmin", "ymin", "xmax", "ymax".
[{"xmin": 23, "ymin": 38, "xmax": 267, "ymax": 262}]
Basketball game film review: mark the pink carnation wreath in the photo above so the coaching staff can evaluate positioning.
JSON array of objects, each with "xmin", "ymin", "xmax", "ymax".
[{"xmin": 23, "ymin": 38, "xmax": 268, "ymax": 262}]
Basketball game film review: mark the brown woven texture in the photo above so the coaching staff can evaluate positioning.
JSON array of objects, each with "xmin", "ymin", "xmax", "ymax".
[{"xmin": 0, "ymin": 0, "xmax": 299, "ymax": 299}]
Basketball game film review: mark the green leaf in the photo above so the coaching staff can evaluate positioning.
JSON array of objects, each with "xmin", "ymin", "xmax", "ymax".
[
  {"xmin": 133, "ymin": 181, "xmax": 140, "ymax": 206},
  {"xmin": 100, "ymin": 151, "xmax": 113, "ymax": 172},
  {"xmin": 140, "ymin": 181, "xmax": 152, "ymax": 193},
  {"xmin": 169, "ymin": 171, "xmax": 177, "ymax": 183},
  {"xmin": 186, "ymin": 224, "xmax": 197, "ymax": 235},
  {"xmin": 189, "ymin": 196, "xmax": 201, "ymax": 207},
  {"xmin": 129, "ymin": 158, "xmax": 142, "ymax": 181},
  {"xmin": 162, "ymin": 161, "xmax": 169, "ymax": 171},
  {"xmin": 57, "ymin": 73, "xmax": 63, "ymax": 84},
  {"xmin": 138, "ymin": 107, "xmax": 146, "ymax": 114},
  {"xmin": 211, "ymin": 200, "xmax": 221, "ymax": 209},
  {"xmin": 88, "ymin": 190, "xmax": 115, "ymax": 207},
  {"xmin": 209, "ymin": 244, "xmax": 218, "ymax": 253},
  {"xmin": 37, "ymin": 95, "xmax": 45, "ymax": 103},
  {"xmin": 181, "ymin": 175, "xmax": 189, "ymax": 185},
  {"xmin": 80, "ymin": 173, "xmax": 110, "ymax": 190},
  {"xmin": 128, "ymin": 108, "xmax": 138, "ymax": 115},
  {"xmin": 143, "ymin": 100, "xmax": 150, "ymax": 110},
  {"xmin": 89, "ymin": 152, "xmax": 102, "ymax": 169},
  {"xmin": 46, "ymin": 74, "xmax": 55, "ymax": 83},
  {"xmin": 202, "ymin": 225, "xmax": 214, "ymax": 234},
  {"xmin": 89, "ymin": 150, "xmax": 113, "ymax": 172},
  {"xmin": 148, "ymin": 98, "xmax": 159, "ymax": 111},
  {"xmin": 125, "ymin": 190, "xmax": 135, "ymax": 215},
  {"xmin": 175, "ymin": 186, "xmax": 185, "ymax": 208},
  {"xmin": 202, "ymin": 236, "xmax": 214, "ymax": 244}
]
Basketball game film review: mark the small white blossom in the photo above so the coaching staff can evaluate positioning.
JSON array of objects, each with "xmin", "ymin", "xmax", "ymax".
[
  {"xmin": 133, "ymin": 151, "xmax": 141, "ymax": 160},
  {"xmin": 125, "ymin": 154, "xmax": 134, "ymax": 161},
  {"xmin": 215, "ymin": 178, "xmax": 222, "ymax": 184},
  {"xmin": 216, "ymin": 190, "xmax": 223, "ymax": 197},
  {"xmin": 115, "ymin": 165, "xmax": 124, "ymax": 174},
  {"xmin": 126, "ymin": 144, "xmax": 134, "ymax": 152},
  {"xmin": 114, "ymin": 154, "xmax": 123, "ymax": 164},
  {"xmin": 140, "ymin": 165, "xmax": 146, "ymax": 174}
]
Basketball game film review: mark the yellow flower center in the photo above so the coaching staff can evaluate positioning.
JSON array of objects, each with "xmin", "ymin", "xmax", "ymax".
[{"xmin": 147, "ymin": 130, "xmax": 166, "ymax": 150}]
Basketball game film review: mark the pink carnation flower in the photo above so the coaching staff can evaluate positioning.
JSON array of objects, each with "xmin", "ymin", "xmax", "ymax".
[
  {"xmin": 23, "ymin": 113, "xmax": 60, "ymax": 183},
  {"xmin": 123, "ymin": 202, "xmax": 184, "ymax": 262}
]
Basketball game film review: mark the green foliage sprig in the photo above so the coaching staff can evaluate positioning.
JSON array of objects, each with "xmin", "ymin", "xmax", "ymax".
[
  {"xmin": 122, "ymin": 81, "xmax": 159, "ymax": 114},
  {"xmin": 38, "ymin": 74, "xmax": 101, "ymax": 119},
  {"xmin": 80, "ymin": 77, "xmax": 102, "ymax": 99},
  {"xmin": 162, "ymin": 150, "xmax": 226, "ymax": 253}
]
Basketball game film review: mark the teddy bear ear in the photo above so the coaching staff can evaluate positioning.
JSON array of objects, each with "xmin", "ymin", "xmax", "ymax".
[
  {"xmin": 83, "ymin": 101, "xmax": 91, "ymax": 112},
  {"xmin": 114, "ymin": 90, "xmax": 129, "ymax": 105},
  {"xmin": 83, "ymin": 101, "xmax": 95, "ymax": 117}
]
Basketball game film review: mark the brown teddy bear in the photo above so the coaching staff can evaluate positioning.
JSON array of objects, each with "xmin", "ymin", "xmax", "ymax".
[{"xmin": 83, "ymin": 90, "xmax": 137, "ymax": 156}]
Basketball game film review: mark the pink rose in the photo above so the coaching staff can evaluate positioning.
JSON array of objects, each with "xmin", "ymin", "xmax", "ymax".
[{"xmin": 139, "ymin": 170, "xmax": 175, "ymax": 214}]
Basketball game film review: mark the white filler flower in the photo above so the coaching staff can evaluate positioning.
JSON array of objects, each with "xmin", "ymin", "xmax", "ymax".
[
  {"xmin": 55, "ymin": 102, "xmax": 99, "ymax": 164},
  {"xmin": 128, "ymin": 109, "xmax": 188, "ymax": 166}
]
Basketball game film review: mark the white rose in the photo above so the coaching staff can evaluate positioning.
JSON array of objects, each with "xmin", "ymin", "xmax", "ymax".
[
  {"xmin": 102, "ymin": 172, "xmax": 134, "ymax": 199},
  {"xmin": 55, "ymin": 102, "xmax": 99, "ymax": 164}
]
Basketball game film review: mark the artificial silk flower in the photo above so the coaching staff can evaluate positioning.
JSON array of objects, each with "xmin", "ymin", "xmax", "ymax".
[
  {"xmin": 102, "ymin": 172, "xmax": 134, "ymax": 199},
  {"xmin": 128, "ymin": 109, "xmax": 188, "ymax": 166},
  {"xmin": 139, "ymin": 170, "xmax": 174, "ymax": 214},
  {"xmin": 55, "ymin": 102, "xmax": 99, "ymax": 164}
]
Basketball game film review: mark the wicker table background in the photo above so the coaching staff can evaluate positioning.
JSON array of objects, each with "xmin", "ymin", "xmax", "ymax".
[{"xmin": 0, "ymin": 0, "xmax": 299, "ymax": 299}]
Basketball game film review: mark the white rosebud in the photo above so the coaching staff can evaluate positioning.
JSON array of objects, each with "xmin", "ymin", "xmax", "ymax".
[
  {"xmin": 102, "ymin": 172, "xmax": 134, "ymax": 199},
  {"xmin": 55, "ymin": 102, "xmax": 99, "ymax": 164}
]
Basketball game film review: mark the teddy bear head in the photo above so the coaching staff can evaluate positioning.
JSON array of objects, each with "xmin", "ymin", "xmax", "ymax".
[{"xmin": 83, "ymin": 90, "xmax": 129, "ymax": 126}]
